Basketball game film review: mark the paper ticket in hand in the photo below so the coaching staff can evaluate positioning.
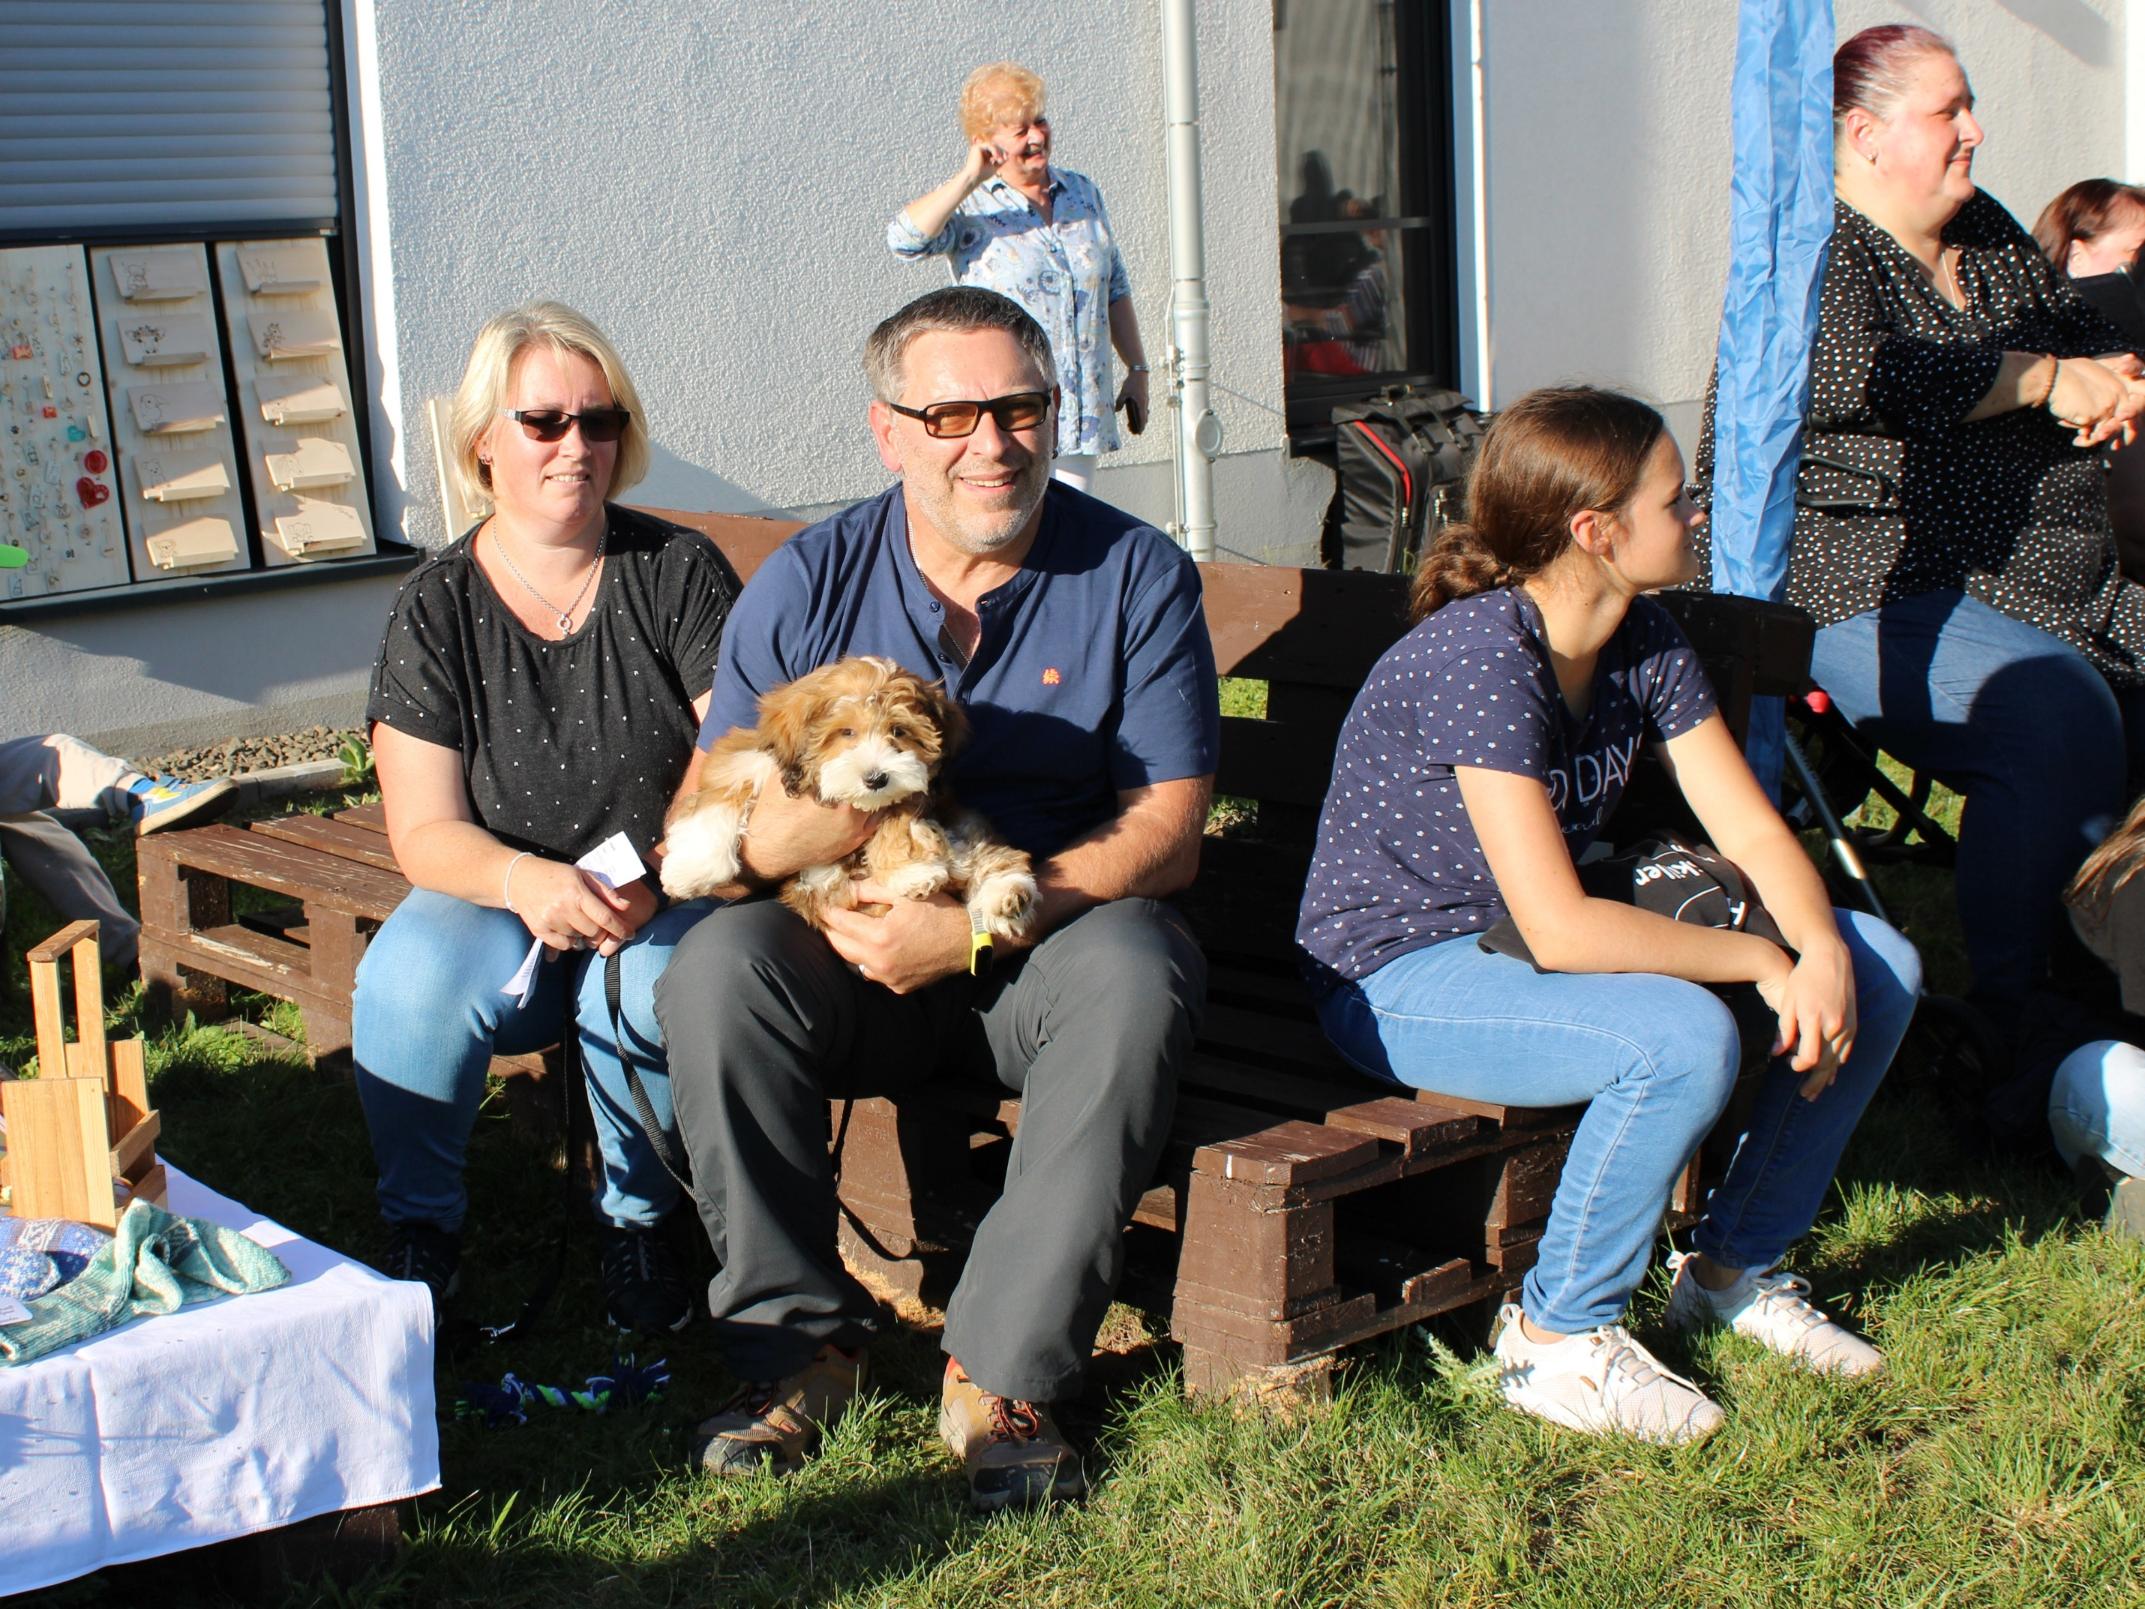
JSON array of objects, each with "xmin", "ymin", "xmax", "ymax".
[{"xmin": 500, "ymin": 833, "xmax": 650, "ymax": 1005}]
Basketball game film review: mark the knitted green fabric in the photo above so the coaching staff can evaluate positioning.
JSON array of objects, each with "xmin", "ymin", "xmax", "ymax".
[{"xmin": 1, "ymin": 1197, "xmax": 290, "ymax": 1366}]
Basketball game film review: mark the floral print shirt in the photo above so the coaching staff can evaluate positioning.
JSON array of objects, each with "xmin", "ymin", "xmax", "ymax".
[{"xmin": 888, "ymin": 167, "xmax": 1132, "ymax": 458}]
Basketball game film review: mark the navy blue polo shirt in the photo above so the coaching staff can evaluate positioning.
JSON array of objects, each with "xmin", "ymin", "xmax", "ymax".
[
  {"xmin": 1296, "ymin": 587, "xmax": 1716, "ymax": 990},
  {"xmin": 700, "ymin": 482, "xmax": 1219, "ymax": 858}
]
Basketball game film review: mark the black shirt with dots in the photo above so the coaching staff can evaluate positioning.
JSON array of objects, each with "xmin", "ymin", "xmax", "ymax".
[
  {"xmin": 1696, "ymin": 193, "xmax": 2145, "ymax": 686},
  {"xmin": 365, "ymin": 504, "xmax": 738, "ymax": 863}
]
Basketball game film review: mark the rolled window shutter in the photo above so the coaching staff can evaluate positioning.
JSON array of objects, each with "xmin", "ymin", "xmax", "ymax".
[{"xmin": 0, "ymin": 1, "xmax": 340, "ymax": 234}]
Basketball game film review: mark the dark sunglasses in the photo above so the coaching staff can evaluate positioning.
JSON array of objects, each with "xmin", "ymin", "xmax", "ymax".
[
  {"xmin": 502, "ymin": 406, "xmax": 631, "ymax": 443},
  {"xmin": 884, "ymin": 390, "xmax": 1052, "ymax": 439}
]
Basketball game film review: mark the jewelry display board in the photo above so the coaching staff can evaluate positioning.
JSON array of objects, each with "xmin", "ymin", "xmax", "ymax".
[
  {"xmin": 89, "ymin": 245, "xmax": 250, "ymax": 580},
  {"xmin": 215, "ymin": 239, "xmax": 376, "ymax": 566},
  {"xmin": 0, "ymin": 247, "xmax": 131, "ymax": 599}
]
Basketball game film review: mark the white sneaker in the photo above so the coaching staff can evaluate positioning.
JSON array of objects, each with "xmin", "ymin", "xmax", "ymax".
[
  {"xmin": 1491, "ymin": 1303, "xmax": 1724, "ymax": 1445},
  {"xmin": 1665, "ymin": 1252, "xmax": 1884, "ymax": 1378}
]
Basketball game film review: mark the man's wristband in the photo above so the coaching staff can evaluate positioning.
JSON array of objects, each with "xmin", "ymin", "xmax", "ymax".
[{"xmin": 968, "ymin": 910, "xmax": 995, "ymax": 977}]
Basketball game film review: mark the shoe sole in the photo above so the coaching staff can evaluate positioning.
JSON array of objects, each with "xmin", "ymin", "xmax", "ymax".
[
  {"xmin": 607, "ymin": 1306, "xmax": 695, "ymax": 1336},
  {"xmin": 938, "ymin": 1402, "xmax": 1087, "ymax": 1512},
  {"xmin": 137, "ymin": 779, "xmax": 239, "ymax": 836}
]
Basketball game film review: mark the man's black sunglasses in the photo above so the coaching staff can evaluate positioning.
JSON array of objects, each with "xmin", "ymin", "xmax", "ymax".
[
  {"xmin": 884, "ymin": 390, "xmax": 1053, "ymax": 439},
  {"xmin": 502, "ymin": 406, "xmax": 632, "ymax": 443}
]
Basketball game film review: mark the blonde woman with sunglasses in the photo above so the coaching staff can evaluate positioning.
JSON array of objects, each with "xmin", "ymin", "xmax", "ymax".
[{"xmin": 352, "ymin": 301, "xmax": 739, "ymax": 1336}]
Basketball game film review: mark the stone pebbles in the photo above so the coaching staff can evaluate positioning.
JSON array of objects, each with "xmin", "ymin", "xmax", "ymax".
[{"xmin": 131, "ymin": 726, "xmax": 367, "ymax": 782}]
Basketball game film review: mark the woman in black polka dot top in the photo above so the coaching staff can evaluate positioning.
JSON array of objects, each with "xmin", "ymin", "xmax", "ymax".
[
  {"xmin": 1699, "ymin": 23, "xmax": 2145, "ymax": 1034},
  {"xmin": 1298, "ymin": 387, "xmax": 1921, "ymax": 1443}
]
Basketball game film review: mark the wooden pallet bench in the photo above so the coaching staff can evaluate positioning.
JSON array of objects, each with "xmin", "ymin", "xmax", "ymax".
[
  {"xmin": 133, "ymin": 508, "xmax": 1810, "ymax": 1394},
  {"xmin": 800, "ymin": 548, "xmax": 1807, "ymax": 1392}
]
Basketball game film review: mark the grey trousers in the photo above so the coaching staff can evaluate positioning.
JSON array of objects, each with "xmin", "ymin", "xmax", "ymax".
[
  {"xmin": 0, "ymin": 734, "xmax": 141, "ymax": 973},
  {"xmin": 654, "ymin": 895, "xmax": 1205, "ymax": 1402}
]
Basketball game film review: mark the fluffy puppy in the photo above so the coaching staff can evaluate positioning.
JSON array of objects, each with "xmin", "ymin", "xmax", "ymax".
[{"xmin": 660, "ymin": 655, "xmax": 1038, "ymax": 942}]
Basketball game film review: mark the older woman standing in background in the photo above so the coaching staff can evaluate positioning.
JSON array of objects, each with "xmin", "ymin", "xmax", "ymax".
[
  {"xmin": 1702, "ymin": 24, "xmax": 2145, "ymax": 1046},
  {"xmin": 888, "ymin": 62, "xmax": 1149, "ymax": 491},
  {"xmin": 355, "ymin": 302, "xmax": 736, "ymax": 1336}
]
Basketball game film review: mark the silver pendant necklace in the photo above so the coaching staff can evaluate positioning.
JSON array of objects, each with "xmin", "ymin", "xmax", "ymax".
[{"xmin": 493, "ymin": 521, "xmax": 606, "ymax": 635}]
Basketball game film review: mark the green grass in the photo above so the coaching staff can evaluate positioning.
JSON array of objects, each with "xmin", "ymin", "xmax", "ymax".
[{"xmin": 8, "ymin": 783, "xmax": 2145, "ymax": 1606}]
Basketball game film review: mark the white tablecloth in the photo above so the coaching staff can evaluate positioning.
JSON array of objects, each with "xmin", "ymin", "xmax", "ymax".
[{"xmin": 0, "ymin": 1166, "xmax": 438, "ymax": 1595}]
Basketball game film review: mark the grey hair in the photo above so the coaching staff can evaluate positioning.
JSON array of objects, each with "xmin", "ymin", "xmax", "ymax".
[{"xmin": 863, "ymin": 286, "xmax": 1056, "ymax": 403}]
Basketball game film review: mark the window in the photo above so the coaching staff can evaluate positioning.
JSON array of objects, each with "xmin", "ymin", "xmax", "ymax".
[
  {"xmin": 1273, "ymin": 0, "xmax": 1459, "ymax": 449},
  {"xmin": 0, "ymin": 0, "xmax": 408, "ymax": 615}
]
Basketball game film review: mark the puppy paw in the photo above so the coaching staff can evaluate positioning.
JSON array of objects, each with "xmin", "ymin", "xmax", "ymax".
[
  {"xmin": 659, "ymin": 810, "xmax": 743, "ymax": 898},
  {"xmin": 969, "ymin": 869, "xmax": 1039, "ymax": 941},
  {"xmin": 883, "ymin": 861, "xmax": 950, "ymax": 902}
]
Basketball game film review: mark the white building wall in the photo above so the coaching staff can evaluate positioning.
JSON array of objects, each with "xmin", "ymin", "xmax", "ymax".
[
  {"xmin": 364, "ymin": 0, "xmax": 1325, "ymax": 563},
  {"xmin": 3, "ymin": 0, "xmax": 2133, "ymax": 752},
  {"xmin": 1474, "ymin": 0, "xmax": 2129, "ymax": 447}
]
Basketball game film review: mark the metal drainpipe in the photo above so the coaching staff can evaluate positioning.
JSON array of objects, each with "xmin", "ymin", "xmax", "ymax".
[{"xmin": 1161, "ymin": 0, "xmax": 1220, "ymax": 561}]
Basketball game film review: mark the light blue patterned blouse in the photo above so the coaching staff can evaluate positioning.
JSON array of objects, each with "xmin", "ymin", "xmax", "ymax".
[{"xmin": 887, "ymin": 167, "xmax": 1132, "ymax": 458}]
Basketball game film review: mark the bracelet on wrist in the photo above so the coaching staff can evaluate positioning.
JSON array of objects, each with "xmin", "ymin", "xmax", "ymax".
[
  {"xmin": 502, "ymin": 849, "xmax": 534, "ymax": 914},
  {"xmin": 1127, "ymin": 364, "xmax": 1150, "ymax": 374},
  {"xmin": 2033, "ymin": 356, "xmax": 2061, "ymax": 412}
]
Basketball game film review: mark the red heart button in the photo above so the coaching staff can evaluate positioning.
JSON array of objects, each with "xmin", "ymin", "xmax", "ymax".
[
  {"xmin": 82, "ymin": 449, "xmax": 108, "ymax": 475},
  {"xmin": 76, "ymin": 477, "xmax": 110, "ymax": 509}
]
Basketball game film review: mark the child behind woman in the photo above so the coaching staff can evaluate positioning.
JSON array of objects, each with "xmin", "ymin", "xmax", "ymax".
[{"xmin": 1297, "ymin": 387, "xmax": 1922, "ymax": 1444}]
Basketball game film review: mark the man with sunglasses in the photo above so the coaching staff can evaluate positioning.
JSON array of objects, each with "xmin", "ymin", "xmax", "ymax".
[{"xmin": 654, "ymin": 286, "xmax": 1217, "ymax": 1512}]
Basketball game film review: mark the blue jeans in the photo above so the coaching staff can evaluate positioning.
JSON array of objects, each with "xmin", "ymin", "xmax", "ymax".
[
  {"xmin": 352, "ymin": 889, "xmax": 712, "ymax": 1231},
  {"xmin": 2048, "ymin": 1039, "xmax": 2145, "ymax": 1178},
  {"xmin": 1811, "ymin": 592, "xmax": 2145, "ymax": 1011},
  {"xmin": 1317, "ymin": 911, "xmax": 1922, "ymax": 1333}
]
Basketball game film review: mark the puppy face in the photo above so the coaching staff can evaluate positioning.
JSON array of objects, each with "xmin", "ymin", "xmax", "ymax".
[{"xmin": 756, "ymin": 655, "xmax": 966, "ymax": 809}]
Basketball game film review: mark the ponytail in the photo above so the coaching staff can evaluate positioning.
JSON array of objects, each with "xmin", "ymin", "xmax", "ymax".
[{"xmin": 1409, "ymin": 523, "xmax": 1507, "ymax": 619}]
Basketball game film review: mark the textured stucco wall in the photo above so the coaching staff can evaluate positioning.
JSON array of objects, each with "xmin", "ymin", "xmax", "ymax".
[
  {"xmin": 1478, "ymin": 0, "xmax": 2127, "ymax": 446},
  {"xmin": 4, "ymin": 0, "xmax": 2132, "ymax": 750},
  {"xmin": 365, "ymin": 0, "xmax": 1325, "ymax": 563}
]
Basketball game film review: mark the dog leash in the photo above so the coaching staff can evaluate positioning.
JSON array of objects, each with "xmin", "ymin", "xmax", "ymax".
[{"xmin": 604, "ymin": 946, "xmax": 917, "ymax": 1268}]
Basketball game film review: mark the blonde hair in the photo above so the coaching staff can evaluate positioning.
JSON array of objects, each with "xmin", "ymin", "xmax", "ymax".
[
  {"xmin": 2071, "ymin": 793, "xmax": 2145, "ymax": 912},
  {"xmin": 446, "ymin": 300, "xmax": 650, "ymax": 517},
  {"xmin": 959, "ymin": 62, "xmax": 1045, "ymax": 142}
]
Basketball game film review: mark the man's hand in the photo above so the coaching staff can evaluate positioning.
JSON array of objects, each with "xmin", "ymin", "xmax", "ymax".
[
  {"xmin": 819, "ymin": 879, "xmax": 971, "ymax": 995},
  {"xmin": 737, "ymin": 787, "xmax": 875, "ymax": 884}
]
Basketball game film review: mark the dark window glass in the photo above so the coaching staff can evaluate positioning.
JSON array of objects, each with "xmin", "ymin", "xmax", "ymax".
[{"xmin": 1274, "ymin": 0, "xmax": 1458, "ymax": 448}]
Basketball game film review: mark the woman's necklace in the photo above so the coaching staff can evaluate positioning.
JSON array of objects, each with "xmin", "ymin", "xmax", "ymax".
[{"xmin": 492, "ymin": 521, "xmax": 606, "ymax": 635}]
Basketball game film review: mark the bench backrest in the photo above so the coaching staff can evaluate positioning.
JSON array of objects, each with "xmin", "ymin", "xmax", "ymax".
[{"xmin": 639, "ymin": 506, "xmax": 1813, "ymax": 972}]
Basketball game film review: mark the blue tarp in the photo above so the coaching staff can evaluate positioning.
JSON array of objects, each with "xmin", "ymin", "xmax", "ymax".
[{"xmin": 1710, "ymin": 0, "xmax": 1835, "ymax": 787}]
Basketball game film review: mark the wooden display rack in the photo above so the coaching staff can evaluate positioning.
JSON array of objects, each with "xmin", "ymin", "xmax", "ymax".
[{"xmin": 0, "ymin": 920, "xmax": 165, "ymax": 1229}]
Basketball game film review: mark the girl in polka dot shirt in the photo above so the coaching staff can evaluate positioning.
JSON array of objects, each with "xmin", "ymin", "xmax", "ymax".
[{"xmin": 1298, "ymin": 387, "xmax": 1922, "ymax": 1444}]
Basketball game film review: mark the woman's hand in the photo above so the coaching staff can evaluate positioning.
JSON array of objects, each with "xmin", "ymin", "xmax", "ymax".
[
  {"xmin": 960, "ymin": 139, "xmax": 1007, "ymax": 191},
  {"xmin": 1116, "ymin": 368, "xmax": 1150, "ymax": 435},
  {"xmin": 510, "ymin": 857, "xmax": 637, "ymax": 955},
  {"xmin": 2048, "ymin": 356, "xmax": 2138, "ymax": 447},
  {"xmin": 1753, "ymin": 939, "xmax": 1858, "ymax": 1100}
]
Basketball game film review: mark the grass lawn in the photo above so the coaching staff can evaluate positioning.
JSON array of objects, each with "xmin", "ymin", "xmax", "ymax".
[{"xmin": 5, "ymin": 780, "xmax": 2144, "ymax": 1607}]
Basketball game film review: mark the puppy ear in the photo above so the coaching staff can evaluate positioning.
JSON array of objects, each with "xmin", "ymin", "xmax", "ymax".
[
  {"xmin": 756, "ymin": 678, "xmax": 816, "ymax": 797},
  {"xmin": 932, "ymin": 681, "xmax": 970, "ymax": 763}
]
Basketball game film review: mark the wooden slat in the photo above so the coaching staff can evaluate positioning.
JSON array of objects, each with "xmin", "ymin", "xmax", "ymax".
[
  {"xmin": 151, "ymin": 825, "xmax": 412, "ymax": 919},
  {"xmin": 334, "ymin": 802, "xmax": 388, "ymax": 832},
  {"xmin": 1214, "ymin": 717, "xmax": 1344, "ymax": 807},
  {"xmin": 250, "ymin": 812, "xmax": 402, "ymax": 871},
  {"xmin": 1, "ymin": 1076, "xmax": 113, "ymax": 1229},
  {"xmin": 637, "ymin": 506, "xmax": 805, "ymax": 586},
  {"xmin": 1198, "ymin": 563, "xmax": 1412, "ymax": 685}
]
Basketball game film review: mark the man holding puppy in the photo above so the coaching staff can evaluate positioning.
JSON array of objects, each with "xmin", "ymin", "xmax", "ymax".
[{"xmin": 654, "ymin": 286, "xmax": 1217, "ymax": 1510}]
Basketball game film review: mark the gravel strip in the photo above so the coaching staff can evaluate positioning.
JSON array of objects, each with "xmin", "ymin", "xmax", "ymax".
[{"xmin": 131, "ymin": 726, "xmax": 367, "ymax": 783}]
